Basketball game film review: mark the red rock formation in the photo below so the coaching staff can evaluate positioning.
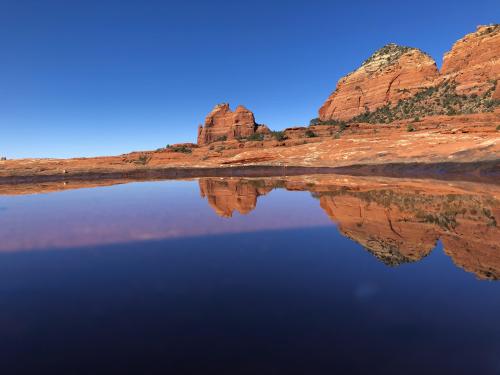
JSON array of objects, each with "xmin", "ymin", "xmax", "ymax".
[
  {"xmin": 441, "ymin": 25, "xmax": 500, "ymax": 96},
  {"xmin": 197, "ymin": 103, "xmax": 270, "ymax": 145},
  {"xmin": 319, "ymin": 44, "xmax": 439, "ymax": 121},
  {"xmin": 319, "ymin": 25, "xmax": 500, "ymax": 122}
]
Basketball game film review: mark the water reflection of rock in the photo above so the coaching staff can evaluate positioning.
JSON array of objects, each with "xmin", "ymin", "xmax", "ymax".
[
  {"xmin": 198, "ymin": 179, "xmax": 274, "ymax": 218},
  {"xmin": 319, "ymin": 194, "xmax": 439, "ymax": 266},
  {"xmin": 199, "ymin": 176, "xmax": 500, "ymax": 280}
]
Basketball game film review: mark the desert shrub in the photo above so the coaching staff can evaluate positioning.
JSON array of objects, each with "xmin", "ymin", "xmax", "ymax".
[
  {"xmin": 362, "ymin": 44, "xmax": 415, "ymax": 67},
  {"xmin": 407, "ymin": 124, "xmax": 415, "ymax": 132},
  {"xmin": 134, "ymin": 155, "xmax": 150, "ymax": 165},
  {"xmin": 168, "ymin": 145, "xmax": 192, "ymax": 153},
  {"xmin": 345, "ymin": 80, "xmax": 499, "ymax": 124},
  {"xmin": 311, "ymin": 118, "xmax": 348, "ymax": 129},
  {"xmin": 270, "ymin": 131, "xmax": 287, "ymax": 141},
  {"xmin": 305, "ymin": 129, "xmax": 317, "ymax": 138},
  {"xmin": 496, "ymin": 125, "xmax": 500, "ymax": 131},
  {"xmin": 447, "ymin": 108, "xmax": 457, "ymax": 116},
  {"xmin": 247, "ymin": 133, "xmax": 264, "ymax": 141},
  {"xmin": 216, "ymin": 135, "xmax": 227, "ymax": 142},
  {"xmin": 309, "ymin": 118, "xmax": 321, "ymax": 126}
]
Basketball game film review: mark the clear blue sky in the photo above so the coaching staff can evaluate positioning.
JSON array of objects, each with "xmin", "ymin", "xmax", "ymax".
[{"xmin": 1, "ymin": 0, "xmax": 499, "ymax": 158}]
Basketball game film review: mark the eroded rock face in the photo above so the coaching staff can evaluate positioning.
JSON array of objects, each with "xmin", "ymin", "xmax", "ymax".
[
  {"xmin": 441, "ymin": 25, "xmax": 500, "ymax": 96},
  {"xmin": 319, "ymin": 25, "xmax": 500, "ymax": 122},
  {"xmin": 197, "ymin": 103, "xmax": 270, "ymax": 145},
  {"xmin": 319, "ymin": 44, "xmax": 439, "ymax": 121}
]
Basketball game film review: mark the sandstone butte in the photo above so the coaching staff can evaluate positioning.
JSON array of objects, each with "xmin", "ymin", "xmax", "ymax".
[
  {"xmin": 197, "ymin": 103, "xmax": 270, "ymax": 145},
  {"xmin": 0, "ymin": 25, "xmax": 499, "ymax": 181}
]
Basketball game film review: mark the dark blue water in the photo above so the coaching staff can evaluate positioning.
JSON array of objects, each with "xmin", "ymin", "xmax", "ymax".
[{"xmin": 0, "ymin": 178, "xmax": 499, "ymax": 374}]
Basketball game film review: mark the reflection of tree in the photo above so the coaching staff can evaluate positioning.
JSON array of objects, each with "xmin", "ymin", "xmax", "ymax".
[{"xmin": 199, "ymin": 176, "xmax": 500, "ymax": 280}]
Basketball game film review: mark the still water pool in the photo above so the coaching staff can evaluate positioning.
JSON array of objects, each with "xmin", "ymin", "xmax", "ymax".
[{"xmin": 0, "ymin": 176, "xmax": 499, "ymax": 374}]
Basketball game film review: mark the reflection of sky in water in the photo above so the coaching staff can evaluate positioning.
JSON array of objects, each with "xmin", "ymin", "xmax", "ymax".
[
  {"xmin": 0, "ymin": 228, "xmax": 499, "ymax": 373},
  {"xmin": 0, "ymin": 180, "xmax": 332, "ymax": 252},
  {"xmin": 0, "ymin": 179, "xmax": 500, "ymax": 373}
]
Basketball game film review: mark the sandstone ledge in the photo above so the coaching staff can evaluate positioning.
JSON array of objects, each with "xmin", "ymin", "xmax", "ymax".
[{"xmin": 1, "ymin": 112, "xmax": 498, "ymax": 184}]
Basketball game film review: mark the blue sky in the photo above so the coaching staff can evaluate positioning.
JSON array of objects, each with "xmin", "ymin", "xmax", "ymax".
[{"xmin": 1, "ymin": 0, "xmax": 499, "ymax": 158}]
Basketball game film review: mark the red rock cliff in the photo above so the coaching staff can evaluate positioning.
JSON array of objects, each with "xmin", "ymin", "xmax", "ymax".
[
  {"xmin": 197, "ymin": 103, "xmax": 270, "ymax": 145},
  {"xmin": 441, "ymin": 24, "xmax": 500, "ymax": 96},
  {"xmin": 319, "ymin": 44, "xmax": 439, "ymax": 121},
  {"xmin": 319, "ymin": 25, "xmax": 500, "ymax": 122}
]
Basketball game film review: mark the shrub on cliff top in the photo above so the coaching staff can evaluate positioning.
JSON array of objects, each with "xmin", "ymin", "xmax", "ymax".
[
  {"xmin": 478, "ymin": 24, "xmax": 500, "ymax": 36},
  {"xmin": 168, "ymin": 145, "xmax": 192, "ymax": 153},
  {"xmin": 309, "ymin": 118, "xmax": 321, "ymax": 126},
  {"xmin": 361, "ymin": 43, "xmax": 416, "ymax": 68}
]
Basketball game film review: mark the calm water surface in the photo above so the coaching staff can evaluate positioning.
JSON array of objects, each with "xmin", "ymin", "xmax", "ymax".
[{"xmin": 0, "ymin": 176, "xmax": 499, "ymax": 374}]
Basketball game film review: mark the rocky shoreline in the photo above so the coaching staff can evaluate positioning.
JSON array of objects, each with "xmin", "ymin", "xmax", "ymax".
[{"xmin": 1, "ymin": 160, "xmax": 498, "ymax": 192}]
